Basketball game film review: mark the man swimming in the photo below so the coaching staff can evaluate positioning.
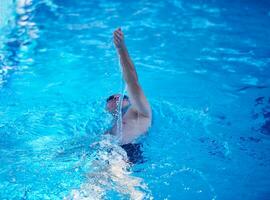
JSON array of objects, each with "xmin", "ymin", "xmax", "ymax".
[
  {"xmin": 66, "ymin": 28, "xmax": 152, "ymax": 199},
  {"xmin": 105, "ymin": 28, "xmax": 152, "ymax": 162}
]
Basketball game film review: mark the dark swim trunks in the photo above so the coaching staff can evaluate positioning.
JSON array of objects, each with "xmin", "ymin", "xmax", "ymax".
[{"xmin": 120, "ymin": 143, "xmax": 144, "ymax": 164}]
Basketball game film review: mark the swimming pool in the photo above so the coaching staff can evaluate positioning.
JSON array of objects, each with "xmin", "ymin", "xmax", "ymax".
[{"xmin": 1, "ymin": 0, "xmax": 270, "ymax": 199}]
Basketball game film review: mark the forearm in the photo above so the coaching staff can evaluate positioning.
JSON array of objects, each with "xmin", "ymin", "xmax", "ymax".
[{"xmin": 117, "ymin": 46, "xmax": 138, "ymax": 85}]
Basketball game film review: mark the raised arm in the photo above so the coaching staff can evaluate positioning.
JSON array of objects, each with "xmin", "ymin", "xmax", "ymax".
[{"xmin": 113, "ymin": 28, "xmax": 151, "ymax": 118}]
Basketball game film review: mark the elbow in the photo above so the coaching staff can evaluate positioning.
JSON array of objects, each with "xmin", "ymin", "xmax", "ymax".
[
  {"xmin": 143, "ymin": 107, "xmax": 152, "ymax": 119},
  {"xmin": 139, "ymin": 102, "xmax": 152, "ymax": 118}
]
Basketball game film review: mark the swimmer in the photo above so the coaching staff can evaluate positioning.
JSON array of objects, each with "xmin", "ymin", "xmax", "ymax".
[
  {"xmin": 65, "ymin": 28, "xmax": 152, "ymax": 200},
  {"xmin": 105, "ymin": 28, "xmax": 152, "ymax": 163}
]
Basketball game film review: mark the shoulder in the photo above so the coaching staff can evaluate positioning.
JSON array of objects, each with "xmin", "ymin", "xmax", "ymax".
[
  {"xmin": 125, "ymin": 106, "xmax": 151, "ymax": 119},
  {"xmin": 124, "ymin": 107, "xmax": 152, "ymax": 129}
]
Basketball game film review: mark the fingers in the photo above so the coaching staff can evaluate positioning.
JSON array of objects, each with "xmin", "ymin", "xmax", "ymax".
[
  {"xmin": 114, "ymin": 32, "xmax": 122, "ymax": 42},
  {"xmin": 113, "ymin": 30, "xmax": 123, "ymax": 46},
  {"xmin": 114, "ymin": 33, "xmax": 121, "ymax": 42},
  {"xmin": 114, "ymin": 30, "xmax": 123, "ymax": 40},
  {"xmin": 113, "ymin": 28, "xmax": 124, "ymax": 48},
  {"xmin": 113, "ymin": 28, "xmax": 123, "ymax": 38},
  {"xmin": 115, "ymin": 27, "xmax": 122, "ymax": 34},
  {"xmin": 114, "ymin": 38, "xmax": 120, "ymax": 45}
]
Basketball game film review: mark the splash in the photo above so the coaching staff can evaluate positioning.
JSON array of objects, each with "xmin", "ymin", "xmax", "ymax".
[
  {"xmin": 116, "ymin": 67, "xmax": 126, "ymax": 143},
  {"xmin": 105, "ymin": 34, "xmax": 126, "ymax": 142},
  {"xmin": 65, "ymin": 135, "xmax": 151, "ymax": 200}
]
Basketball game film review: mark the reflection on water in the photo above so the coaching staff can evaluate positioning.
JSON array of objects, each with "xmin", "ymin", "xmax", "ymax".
[
  {"xmin": 252, "ymin": 96, "xmax": 270, "ymax": 136},
  {"xmin": 0, "ymin": 0, "xmax": 38, "ymax": 86}
]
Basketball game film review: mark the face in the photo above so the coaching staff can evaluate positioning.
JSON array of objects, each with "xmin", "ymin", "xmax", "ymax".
[{"xmin": 106, "ymin": 94, "xmax": 130, "ymax": 115}]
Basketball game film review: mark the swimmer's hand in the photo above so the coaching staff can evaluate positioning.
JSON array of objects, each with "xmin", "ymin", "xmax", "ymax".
[{"xmin": 113, "ymin": 28, "xmax": 126, "ymax": 50}]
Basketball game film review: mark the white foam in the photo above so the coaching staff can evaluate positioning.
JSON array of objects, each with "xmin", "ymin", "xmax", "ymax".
[{"xmin": 66, "ymin": 137, "xmax": 151, "ymax": 199}]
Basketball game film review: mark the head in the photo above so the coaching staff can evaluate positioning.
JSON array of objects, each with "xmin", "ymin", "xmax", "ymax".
[{"xmin": 106, "ymin": 94, "xmax": 130, "ymax": 116}]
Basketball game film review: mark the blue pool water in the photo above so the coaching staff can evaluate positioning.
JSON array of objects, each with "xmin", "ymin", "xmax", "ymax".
[{"xmin": 1, "ymin": 0, "xmax": 270, "ymax": 199}]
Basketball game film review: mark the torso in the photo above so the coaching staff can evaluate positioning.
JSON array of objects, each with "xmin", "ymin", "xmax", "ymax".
[{"xmin": 110, "ymin": 107, "xmax": 152, "ymax": 145}]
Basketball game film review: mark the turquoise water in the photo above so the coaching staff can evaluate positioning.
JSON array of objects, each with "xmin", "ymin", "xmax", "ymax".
[{"xmin": 1, "ymin": 0, "xmax": 270, "ymax": 199}]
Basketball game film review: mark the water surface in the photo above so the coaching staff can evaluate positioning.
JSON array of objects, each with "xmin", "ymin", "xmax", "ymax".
[{"xmin": 0, "ymin": 0, "xmax": 270, "ymax": 199}]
